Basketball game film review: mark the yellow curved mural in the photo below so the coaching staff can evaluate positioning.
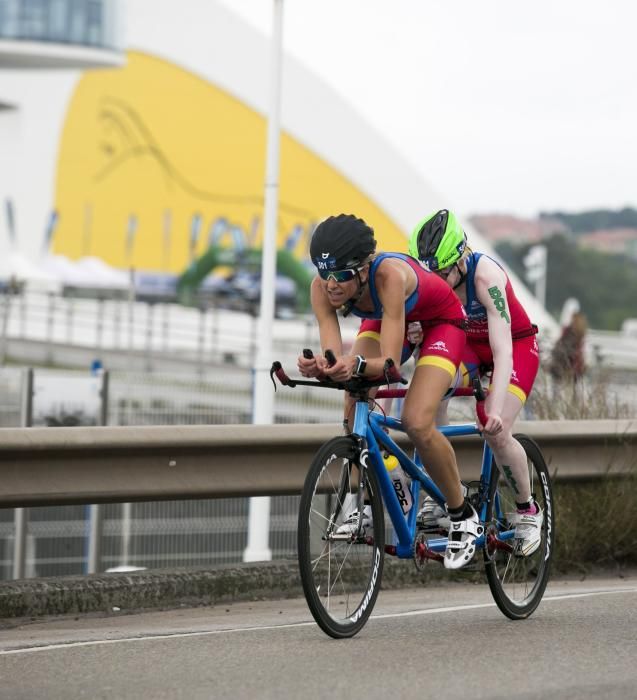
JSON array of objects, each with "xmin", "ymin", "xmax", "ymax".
[{"xmin": 54, "ymin": 51, "xmax": 407, "ymax": 272}]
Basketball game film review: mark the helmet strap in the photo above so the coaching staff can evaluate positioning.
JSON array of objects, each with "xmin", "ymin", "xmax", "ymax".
[
  {"xmin": 452, "ymin": 263, "xmax": 466, "ymax": 290},
  {"xmin": 340, "ymin": 270, "xmax": 367, "ymax": 317}
]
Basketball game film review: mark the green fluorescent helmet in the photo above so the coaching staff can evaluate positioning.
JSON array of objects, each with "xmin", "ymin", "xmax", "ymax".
[{"xmin": 408, "ymin": 209, "xmax": 466, "ymax": 271}]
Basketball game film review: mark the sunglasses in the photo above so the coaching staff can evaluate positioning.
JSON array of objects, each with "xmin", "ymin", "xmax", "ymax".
[
  {"xmin": 317, "ymin": 268, "xmax": 360, "ymax": 283},
  {"xmin": 436, "ymin": 264, "xmax": 456, "ymax": 279}
]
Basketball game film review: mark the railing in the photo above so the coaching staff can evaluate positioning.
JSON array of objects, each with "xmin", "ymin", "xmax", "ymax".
[
  {"xmin": 1, "ymin": 420, "xmax": 635, "ymax": 509},
  {"xmin": 3, "ymin": 289, "xmax": 637, "ymax": 376},
  {"xmin": 0, "ymin": 288, "xmax": 349, "ymax": 372}
]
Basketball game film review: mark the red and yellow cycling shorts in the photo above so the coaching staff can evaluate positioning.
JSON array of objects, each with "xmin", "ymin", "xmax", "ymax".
[
  {"xmin": 459, "ymin": 334, "xmax": 540, "ymax": 403},
  {"xmin": 357, "ymin": 319, "xmax": 466, "ymax": 382}
]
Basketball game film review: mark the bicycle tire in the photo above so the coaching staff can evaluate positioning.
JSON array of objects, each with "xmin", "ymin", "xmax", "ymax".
[
  {"xmin": 297, "ymin": 436, "xmax": 385, "ymax": 638},
  {"xmin": 484, "ymin": 433, "xmax": 555, "ymax": 619}
]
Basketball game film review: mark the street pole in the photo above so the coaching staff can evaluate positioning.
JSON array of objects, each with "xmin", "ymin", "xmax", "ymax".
[
  {"xmin": 243, "ymin": 0, "xmax": 284, "ymax": 563},
  {"xmin": 523, "ymin": 244, "xmax": 547, "ymax": 309}
]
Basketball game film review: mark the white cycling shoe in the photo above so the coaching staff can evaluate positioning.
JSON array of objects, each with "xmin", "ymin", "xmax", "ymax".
[
  {"xmin": 334, "ymin": 505, "xmax": 373, "ymax": 538},
  {"xmin": 511, "ymin": 505, "xmax": 544, "ymax": 557},
  {"xmin": 444, "ymin": 505, "xmax": 482, "ymax": 570},
  {"xmin": 416, "ymin": 496, "xmax": 450, "ymax": 530}
]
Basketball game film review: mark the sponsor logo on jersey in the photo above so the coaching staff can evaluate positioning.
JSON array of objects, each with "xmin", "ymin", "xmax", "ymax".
[{"xmin": 428, "ymin": 340, "xmax": 449, "ymax": 353}]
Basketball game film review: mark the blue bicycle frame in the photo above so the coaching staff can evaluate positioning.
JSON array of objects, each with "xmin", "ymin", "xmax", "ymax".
[{"xmin": 351, "ymin": 398, "xmax": 514, "ymax": 559}]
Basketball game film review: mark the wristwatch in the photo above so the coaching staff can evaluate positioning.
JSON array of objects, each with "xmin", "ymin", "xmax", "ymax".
[{"xmin": 353, "ymin": 355, "xmax": 367, "ymax": 377}]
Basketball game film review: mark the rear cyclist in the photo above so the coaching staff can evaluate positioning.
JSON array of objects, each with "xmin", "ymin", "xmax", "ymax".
[
  {"xmin": 298, "ymin": 213, "xmax": 480, "ymax": 569},
  {"xmin": 408, "ymin": 209, "xmax": 543, "ymax": 556}
]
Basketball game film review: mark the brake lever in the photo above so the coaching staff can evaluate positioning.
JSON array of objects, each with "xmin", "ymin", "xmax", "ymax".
[
  {"xmin": 270, "ymin": 361, "xmax": 297, "ymax": 390},
  {"xmin": 383, "ymin": 358, "xmax": 408, "ymax": 385}
]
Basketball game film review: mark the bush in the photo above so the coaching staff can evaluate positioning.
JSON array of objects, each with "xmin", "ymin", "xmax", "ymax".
[
  {"xmin": 528, "ymin": 364, "xmax": 637, "ymax": 571},
  {"xmin": 526, "ymin": 365, "xmax": 633, "ymax": 421},
  {"xmin": 553, "ymin": 474, "xmax": 637, "ymax": 572}
]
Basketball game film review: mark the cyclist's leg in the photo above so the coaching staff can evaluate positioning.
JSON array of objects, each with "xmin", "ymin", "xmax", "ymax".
[
  {"xmin": 402, "ymin": 324, "xmax": 481, "ymax": 569},
  {"xmin": 416, "ymin": 374, "xmax": 453, "ymax": 529},
  {"xmin": 484, "ymin": 335, "xmax": 543, "ymax": 554},
  {"xmin": 403, "ymin": 362, "xmax": 462, "ymax": 505},
  {"xmin": 403, "ymin": 326, "xmax": 470, "ymax": 508},
  {"xmin": 420, "ymin": 358, "xmax": 475, "ymax": 527},
  {"xmin": 486, "ymin": 392, "xmax": 530, "ymax": 498},
  {"xmin": 484, "ymin": 334, "xmax": 539, "ymax": 501}
]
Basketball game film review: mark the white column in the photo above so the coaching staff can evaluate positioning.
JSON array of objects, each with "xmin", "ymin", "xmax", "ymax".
[{"xmin": 244, "ymin": 0, "xmax": 284, "ymax": 563}]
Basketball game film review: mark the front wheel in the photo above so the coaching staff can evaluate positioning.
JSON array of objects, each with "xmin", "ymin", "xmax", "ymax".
[
  {"xmin": 297, "ymin": 437, "xmax": 385, "ymax": 638},
  {"xmin": 484, "ymin": 434, "xmax": 555, "ymax": 619}
]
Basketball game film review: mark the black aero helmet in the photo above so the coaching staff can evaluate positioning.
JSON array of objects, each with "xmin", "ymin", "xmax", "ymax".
[{"xmin": 310, "ymin": 214, "xmax": 376, "ymax": 272}]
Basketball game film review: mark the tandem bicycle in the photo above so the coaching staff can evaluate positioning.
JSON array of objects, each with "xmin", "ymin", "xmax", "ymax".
[{"xmin": 270, "ymin": 351, "xmax": 555, "ymax": 638}]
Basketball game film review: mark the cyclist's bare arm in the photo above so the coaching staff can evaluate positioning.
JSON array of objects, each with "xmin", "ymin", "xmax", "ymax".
[
  {"xmin": 474, "ymin": 258, "xmax": 513, "ymax": 427},
  {"xmin": 298, "ymin": 277, "xmax": 343, "ymax": 377},
  {"xmin": 323, "ymin": 263, "xmax": 408, "ymax": 382},
  {"xmin": 372, "ymin": 259, "xmax": 410, "ymax": 373}
]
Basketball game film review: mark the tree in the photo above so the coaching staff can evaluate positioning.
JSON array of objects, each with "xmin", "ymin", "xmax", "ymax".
[{"xmin": 495, "ymin": 234, "xmax": 637, "ymax": 330}]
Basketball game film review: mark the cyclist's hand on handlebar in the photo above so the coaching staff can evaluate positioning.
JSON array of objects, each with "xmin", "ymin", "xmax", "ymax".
[
  {"xmin": 297, "ymin": 351, "xmax": 325, "ymax": 378},
  {"xmin": 481, "ymin": 412, "xmax": 504, "ymax": 436},
  {"xmin": 296, "ymin": 352, "xmax": 323, "ymax": 377},
  {"xmin": 323, "ymin": 355, "xmax": 357, "ymax": 382},
  {"xmin": 406, "ymin": 321, "xmax": 424, "ymax": 346}
]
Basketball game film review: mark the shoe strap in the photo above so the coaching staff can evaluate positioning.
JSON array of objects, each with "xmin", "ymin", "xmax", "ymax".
[{"xmin": 449, "ymin": 516, "xmax": 481, "ymax": 537}]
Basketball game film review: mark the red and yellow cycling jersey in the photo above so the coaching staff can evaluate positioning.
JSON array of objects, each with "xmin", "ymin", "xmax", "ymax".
[{"xmin": 352, "ymin": 253, "xmax": 467, "ymax": 379}]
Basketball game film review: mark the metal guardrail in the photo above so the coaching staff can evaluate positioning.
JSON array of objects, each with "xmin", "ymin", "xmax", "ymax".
[{"xmin": 0, "ymin": 420, "xmax": 635, "ymax": 508}]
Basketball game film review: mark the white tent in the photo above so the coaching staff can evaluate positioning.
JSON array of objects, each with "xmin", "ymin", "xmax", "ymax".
[
  {"xmin": 40, "ymin": 254, "xmax": 131, "ymax": 290},
  {"xmin": 0, "ymin": 250, "xmax": 61, "ymax": 291},
  {"xmin": 74, "ymin": 256, "xmax": 129, "ymax": 289},
  {"xmin": 40, "ymin": 254, "xmax": 96, "ymax": 286}
]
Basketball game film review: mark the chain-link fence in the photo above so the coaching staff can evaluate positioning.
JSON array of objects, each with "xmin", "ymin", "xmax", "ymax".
[
  {"xmin": 1, "ymin": 332, "xmax": 636, "ymax": 580},
  {"xmin": 0, "ymin": 364, "xmax": 349, "ymax": 580}
]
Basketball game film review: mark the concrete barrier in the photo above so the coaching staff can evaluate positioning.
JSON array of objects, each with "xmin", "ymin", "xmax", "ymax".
[{"xmin": 0, "ymin": 420, "xmax": 635, "ymax": 508}]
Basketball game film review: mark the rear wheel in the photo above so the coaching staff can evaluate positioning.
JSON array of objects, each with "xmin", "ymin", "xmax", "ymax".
[
  {"xmin": 484, "ymin": 434, "xmax": 555, "ymax": 619},
  {"xmin": 297, "ymin": 437, "xmax": 385, "ymax": 638}
]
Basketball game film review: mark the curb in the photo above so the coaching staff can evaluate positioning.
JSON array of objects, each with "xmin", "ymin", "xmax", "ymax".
[
  {"xmin": 0, "ymin": 558, "xmax": 460, "ymax": 620},
  {"xmin": 0, "ymin": 562, "xmax": 303, "ymax": 619}
]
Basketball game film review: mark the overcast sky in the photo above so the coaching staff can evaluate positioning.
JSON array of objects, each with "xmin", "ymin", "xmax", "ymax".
[{"xmin": 218, "ymin": 0, "xmax": 637, "ymax": 219}]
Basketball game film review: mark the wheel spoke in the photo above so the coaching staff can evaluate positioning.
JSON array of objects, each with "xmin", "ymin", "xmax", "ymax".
[
  {"xmin": 484, "ymin": 434, "xmax": 554, "ymax": 619},
  {"xmin": 298, "ymin": 437, "xmax": 385, "ymax": 637}
]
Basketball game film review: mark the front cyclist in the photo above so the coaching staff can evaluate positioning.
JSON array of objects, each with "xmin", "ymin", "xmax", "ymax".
[
  {"xmin": 297, "ymin": 213, "xmax": 481, "ymax": 569},
  {"xmin": 409, "ymin": 209, "xmax": 543, "ymax": 557}
]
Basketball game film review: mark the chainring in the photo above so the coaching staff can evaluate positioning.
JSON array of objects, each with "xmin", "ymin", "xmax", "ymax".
[{"xmin": 413, "ymin": 532, "xmax": 431, "ymax": 572}]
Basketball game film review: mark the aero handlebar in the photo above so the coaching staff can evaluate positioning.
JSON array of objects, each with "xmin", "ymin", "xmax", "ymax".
[{"xmin": 271, "ymin": 352, "xmax": 489, "ymax": 427}]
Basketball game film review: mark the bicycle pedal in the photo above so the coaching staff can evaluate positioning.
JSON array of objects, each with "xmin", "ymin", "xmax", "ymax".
[{"xmin": 417, "ymin": 525, "xmax": 447, "ymax": 535}]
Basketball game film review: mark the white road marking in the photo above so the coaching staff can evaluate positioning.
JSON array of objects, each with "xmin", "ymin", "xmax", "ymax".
[{"xmin": 1, "ymin": 587, "xmax": 635, "ymax": 656}]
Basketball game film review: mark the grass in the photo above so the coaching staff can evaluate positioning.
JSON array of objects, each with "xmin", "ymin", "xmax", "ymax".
[
  {"xmin": 525, "ymin": 366, "xmax": 634, "ymax": 421},
  {"xmin": 553, "ymin": 473, "xmax": 637, "ymax": 572},
  {"xmin": 528, "ymin": 365, "xmax": 637, "ymax": 572}
]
